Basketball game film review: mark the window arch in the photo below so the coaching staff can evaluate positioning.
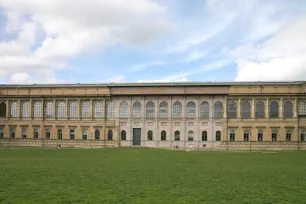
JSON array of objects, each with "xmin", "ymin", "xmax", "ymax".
[
  {"xmin": 175, "ymin": 130, "xmax": 180, "ymax": 141},
  {"xmin": 159, "ymin": 102, "xmax": 168, "ymax": 118},
  {"xmin": 81, "ymin": 102, "xmax": 90, "ymax": 118},
  {"xmin": 121, "ymin": 130, "xmax": 126, "ymax": 140},
  {"xmin": 120, "ymin": 101, "xmax": 128, "ymax": 118},
  {"xmin": 70, "ymin": 129, "xmax": 75, "ymax": 140},
  {"xmin": 186, "ymin": 101, "xmax": 196, "ymax": 117},
  {"xmin": 228, "ymin": 101, "xmax": 237, "ymax": 119},
  {"xmin": 172, "ymin": 101, "xmax": 182, "ymax": 118},
  {"xmin": 256, "ymin": 101, "xmax": 265, "ymax": 118},
  {"xmin": 270, "ymin": 101, "xmax": 279, "ymax": 118},
  {"xmin": 284, "ymin": 101, "xmax": 293, "ymax": 118},
  {"xmin": 148, "ymin": 130, "xmax": 153, "ymax": 140},
  {"xmin": 0, "ymin": 102, "xmax": 7, "ymax": 117},
  {"xmin": 33, "ymin": 101, "xmax": 42, "ymax": 118},
  {"xmin": 108, "ymin": 130, "xmax": 113, "ymax": 140},
  {"xmin": 200, "ymin": 101, "xmax": 209, "ymax": 118},
  {"xmin": 10, "ymin": 102, "xmax": 18, "ymax": 118},
  {"xmin": 202, "ymin": 131, "xmax": 207, "ymax": 141},
  {"xmin": 45, "ymin": 101, "xmax": 53, "ymax": 118},
  {"xmin": 216, "ymin": 131, "xmax": 221, "ymax": 141},
  {"xmin": 95, "ymin": 129, "xmax": 100, "ymax": 140},
  {"xmin": 57, "ymin": 129, "xmax": 62, "ymax": 140},
  {"xmin": 94, "ymin": 101, "xmax": 103, "ymax": 118},
  {"xmin": 69, "ymin": 101, "xmax": 78, "ymax": 118},
  {"xmin": 82, "ymin": 130, "xmax": 88, "ymax": 140},
  {"xmin": 242, "ymin": 101, "xmax": 251, "ymax": 119},
  {"xmin": 188, "ymin": 131, "xmax": 194, "ymax": 141},
  {"xmin": 214, "ymin": 101, "xmax": 223, "ymax": 118},
  {"xmin": 161, "ymin": 131, "xmax": 166, "ymax": 141},
  {"xmin": 133, "ymin": 102, "xmax": 142, "ymax": 118},
  {"xmin": 22, "ymin": 101, "xmax": 30, "ymax": 118},
  {"xmin": 146, "ymin": 102, "xmax": 155, "ymax": 119},
  {"xmin": 56, "ymin": 101, "xmax": 66, "ymax": 118},
  {"xmin": 106, "ymin": 102, "xmax": 114, "ymax": 120}
]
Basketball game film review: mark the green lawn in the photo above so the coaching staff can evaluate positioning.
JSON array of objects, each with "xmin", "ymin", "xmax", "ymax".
[{"xmin": 0, "ymin": 148, "xmax": 306, "ymax": 204}]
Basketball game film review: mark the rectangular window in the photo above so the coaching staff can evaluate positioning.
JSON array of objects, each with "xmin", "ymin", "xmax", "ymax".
[
  {"xmin": 244, "ymin": 132, "xmax": 249, "ymax": 141},
  {"xmin": 298, "ymin": 101, "xmax": 306, "ymax": 116},
  {"xmin": 286, "ymin": 132, "xmax": 291, "ymax": 142},
  {"xmin": 33, "ymin": 128, "xmax": 39, "ymax": 139},
  {"xmin": 21, "ymin": 128, "xmax": 27, "ymax": 139},
  {"xmin": 272, "ymin": 132, "xmax": 277, "ymax": 141},
  {"xmin": 10, "ymin": 127, "xmax": 15, "ymax": 139},
  {"xmin": 45, "ymin": 129, "xmax": 51, "ymax": 139},
  {"xmin": 230, "ymin": 132, "xmax": 235, "ymax": 141},
  {"xmin": 0, "ymin": 128, "xmax": 3, "ymax": 139},
  {"xmin": 258, "ymin": 132, "xmax": 263, "ymax": 141}
]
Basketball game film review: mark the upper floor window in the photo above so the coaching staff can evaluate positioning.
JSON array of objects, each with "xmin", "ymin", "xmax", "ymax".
[
  {"xmin": 69, "ymin": 101, "xmax": 78, "ymax": 118},
  {"xmin": 33, "ymin": 101, "xmax": 42, "ymax": 118},
  {"xmin": 45, "ymin": 102, "xmax": 53, "ymax": 118},
  {"xmin": 120, "ymin": 101, "xmax": 128, "ymax": 118},
  {"xmin": 106, "ymin": 102, "xmax": 114, "ymax": 120},
  {"xmin": 284, "ymin": 101, "xmax": 293, "ymax": 118},
  {"xmin": 10, "ymin": 102, "xmax": 19, "ymax": 117},
  {"xmin": 159, "ymin": 102, "xmax": 168, "ymax": 118},
  {"xmin": 242, "ymin": 101, "xmax": 251, "ymax": 119},
  {"xmin": 94, "ymin": 101, "xmax": 103, "ymax": 118},
  {"xmin": 0, "ymin": 102, "xmax": 7, "ymax": 117},
  {"xmin": 200, "ymin": 101, "xmax": 209, "ymax": 118},
  {"xmin": 214, "ymin": 101, "xmax": 223, "ymax": 118},
  {"xmin": 56, "ymin": 101, "xmax": 66, "ymax": 118},
  {"xmin": 172, "ymin": 101, "xmax": 182, "ymax": 118},
  {"xmin": 186, "ymin": 101, "xmax": 196, "ymax": 117},
  {"xmin": 299, "ymin": 101, "xmax": 306, "ymax": 116},
  {"xmin": 22, "ymin": 101, "xmax": 30, "ymax": 118},
  {"xmin": 256, "ymin": 101, "xmax": 265, "ymax": 118},
  {"xmin": 81, "ymin": 101, "xmax": 90, "ymax": 118},
  {"xmin": 146, "ymin": 102, "xmax": 155, "ymax": 119},
  {"xmin": 228, "ymin": 101, "xmax": 237, "ymax": 119},
  {"xmin": 270, "ymin": 101, "xmax": 279, "ymax": 118},
  {"xmin": 132, "ymin": 102, "xmax": 142, "ymax": 118}
]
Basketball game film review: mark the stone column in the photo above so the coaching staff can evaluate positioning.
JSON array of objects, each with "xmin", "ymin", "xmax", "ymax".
[
  {"xmin": 279, "ymin": 98, "xmax": 283, "ymax": 119},
  {"xmin": 237, "ymin": 98, "xmax": 241, "ymax": 119},
  {"xmin": 18, "ymin": 99, "xmax": 21, "ymax": 119},
  {"xmin": 251, "ymin": 98, "xmax": 255, "ymax": 119},
  {"xmin": 223, "ymin": 99, "xmax": 227, "ymax": 118},
  {"xmin": 293, "ymin": 98, "xmax": 297, "ymax": 118},
  {"xmin": 78, "ymin": 99, "xmax": 81, "ymax": 119},
  {"xmin": 265, "ymin": 98, "xmax": 269, "ymax": 119},
  {"xmin": 66, "ymin": 99, "xmax": 69, "ymax": 119},
  {"xmin": 6, "ymin": 100, "xmax": 9, "ymax": 118},
  {"xmin": 53, "ymin": 99, "xmax": 56, "ymax": 119}
]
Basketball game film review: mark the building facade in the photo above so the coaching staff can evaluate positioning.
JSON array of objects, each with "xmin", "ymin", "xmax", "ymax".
[{"xmin": 1, "ymin": 82, "xmax": 306, "ymax": 150}]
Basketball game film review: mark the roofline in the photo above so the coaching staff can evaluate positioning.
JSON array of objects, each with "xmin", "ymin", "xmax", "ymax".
[{"xmin": 0, "ymin": 81, "xmax": 305, "ymax": 88}]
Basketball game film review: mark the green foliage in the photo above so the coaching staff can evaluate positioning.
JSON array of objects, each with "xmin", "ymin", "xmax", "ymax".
[{"xmin": 0, "ymin": 148, "xmax": 306, "ymax": 203}]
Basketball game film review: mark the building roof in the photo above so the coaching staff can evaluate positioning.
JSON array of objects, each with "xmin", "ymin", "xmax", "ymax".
[{"xmin": 0, "ymin": 81, "xmax": 305, "ymax": 88}]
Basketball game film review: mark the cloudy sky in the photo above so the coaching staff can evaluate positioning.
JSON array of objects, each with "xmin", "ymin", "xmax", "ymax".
[{"xmin": 0, "ymin": 0, "xmax": 306, "ymax": 84}]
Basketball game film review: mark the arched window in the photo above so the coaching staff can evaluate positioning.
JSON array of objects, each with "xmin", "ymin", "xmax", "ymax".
[
  {"xmin": 22, "ymin": 101, "xmax": 30, "ymax": 118},
  {"xmin": 95, "ymin": 129, "xmax": 100, "ymax": 140},
  {"xmin": 270, "ymin": 101, "xmax": 279, "ymax": 118},
  {"xmin": 33, "ymin": 128, "xmax": 39, "ymax": 139},
  {"xmin": 45, "ymin": 128, "xmax": 51, "ymax": 139},
  {"xmin": 256, "ymin": 101, "xmax": 265, "ymax": 118},
  {"xmin": 146, "ymin": 102, "xmax": 155, "ymax": 119},
  {"xmin": 56, "ymin": 101, "xmax": 66, "ymax": 118},
  {"xmin": 172, "ymin": 101, "xmax": 182, "ymax": 118},
  {"xmin": 94, "ymin": 101, "xmax": 103, "ymax": 118},
  {"xmin": 242, "ymin": 101, "xmax": 251, "ymax": 119},
  {"xmin": 175, "ymin": 131, "xmax": 180, "ymax": 141},
  {"xmin": 216, "ymin": 131, "xmax": 221, "ymax": 141},
  {"xmin": 132, "ymin": 102, "xmax": 142, "ymax": 118},
  {"xmin": 228, "ymin": 101, "xmax": 237, "ymax": 119},
  {"xmin": 202, "ymin": 131, "xmax": 207, "ymax": 141},
  {"xmin": 284, "ymin": 101, "xmax": 293, "ymax": 118},
  {"xmin": 0, "ymin": 102, "xmax": 7, "ymax": 117},
  {"xmin": 21, "ymin": 128, "xmax": 27, "ymax": 139},
  {"xmin": 57, "ymin": 129, "xmax": 62, "ymax": 140},
  {"xmin": 161, "ymin": 131, "xmax": 166, "ymax": 141},
  {"xmin": 10, "ymin": 102, "xmax": 18, "ymax": 117},
  {"xmin": 148, "ymin": 130, "xmax": 153, "ymax": 140},
  {"xmin": 106, "ymin": 102, "xmax": 114, "ymax": 120},
  {"xmin": 159, "ymin": 102, "xmax": 168, "ymax": 118},
  {"xmin": 120, "ymin": 101, "xmax": 128, "ymax": 118},
  {"xmin": 121, "ymin": 130, "xmax": 126, "ymax": 140},
  {"xmin": 200, "ymin": 101, "xmax": 209, "ymax": 118},
  {"xmin": 108, "ymin": 130, "xmax": 113, "ymax": 140},
  {"xmin": 69, "ymin": 101, "xmax": 78, "ymax": 118},
  {"xmin": 81, "ymin": 102, "xmax": 90, "ymax": 118},
  {"xmin": 82, "ymin": 130, "xmax": 87, "ymax": 140},
  {"xmin": 186, "ymin": 101, "xmax": 196, "ymax": 117},
  {"xmin": 70, "ymin": 129, "xmax": 75, "ymax": 140},
  {"xmin": 214, "ymin": 101, "xmax": 223, "ymax": 118},
  {"xmin": 45, "ymin": 102, "xmax": 53, "ymax": 118},
  {"xmin": 33, "ymin": 101, "xmax": 42, "ymax": 118},
  {"xmin": 188, "ymin": 131, "xmax": 194, "ymax": 141}
]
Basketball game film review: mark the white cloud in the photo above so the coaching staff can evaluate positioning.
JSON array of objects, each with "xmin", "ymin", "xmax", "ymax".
[
  {"xmin": 232, "ymin": 16, "xmax": 306, "ymax": 81},
  {"xmin": 109, "ymin": 75, "xmax": 125, "ymax": 83},
  {"xmin": 0, "ymin": 0, "xmax": 170, "ymax": 83},
  {"xmin": 9, "ymin": 72, "xmax": 32, "ymax": 84}
]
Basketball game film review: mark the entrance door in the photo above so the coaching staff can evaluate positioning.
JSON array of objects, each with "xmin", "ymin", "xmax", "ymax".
[{"xmin": 133, "ymin": 128, "xmax": 141, "ymax": 146}]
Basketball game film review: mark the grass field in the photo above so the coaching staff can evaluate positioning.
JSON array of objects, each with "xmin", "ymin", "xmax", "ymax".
[{"xmin": 0, "ymin": 148, "xmax": 306, "ymax": 204}]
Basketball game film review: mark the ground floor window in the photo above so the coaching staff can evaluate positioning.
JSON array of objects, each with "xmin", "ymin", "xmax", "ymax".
[
  {"xmin": 202, "ymin": 131, "xmax": 207, "ymax": 141},
  {"xmin": 57, "ymin": 129, "xmax": 63, "ymax": 140},
  {"xmin": 82, "ymin": 130, "xmax": 88, "ymax": 140},
  {"xmin": 286, "ymin": 132, "xmax": 291, "ymax": 142},
  {"xmin": 95, "ymin": 129, "xmax": 100, "ymax": 140},
  {"xmin": 244, "ymin": 132, "xmax": 249, "ymax": 141},
  {"xmin": 147, "ymin": 131, "xmax": 153, "ymax": 141},
  {"xmin": 45, "ymin": 129, "xmax": 50, "ymax": 139},
  {"xmin": 0, "ymin": 128, "xmax": 3, "ymax": 139},
  {"xmin": 272, "ymin": 132, "xmax": 277, "ymax": 141},
  {"xmin": 10, "ymin": 128, "xmax": 15, "ymax": 139},
  {"xmin": 108, "ymin": 130, "xmax": 113, "ymax": 140},
  {"xmin": 161, "ymin": 131, "xmax": 166, "ymax": 141},
  {"xmin": 22, "ymin": 128, "xmax": 27, "ymax": 139},
  {"xmin": 188, "ymin": 131, "xmax": 194, "ymax": 141},
  {"xmin": 301, "ymin": 132, "xmax": 306, "ymax": 142},
  {"xmin": 121, "ymin": 130, "xmax": 126, "ymax": 140},
  {"xmin": 230, "ymin": 132, "xmax": 235, "ymax": 141},
  {"xmin": 174, "ymin": 131, "xmax": 180, "ymax": 141},
  {"xmin": 33, "ymin": 128, "xmax": 39, "ymax": 139},
  {"xmin": 258, "ymin": 132, "xmax": 263, "ymax": 141},
  {"xmin": 216, "ymin": 131, "xmax": 221, "ymax": 141},
  {"xmin": 70, "ymin": 129, "xmax": 75, "ymax": 140}
]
